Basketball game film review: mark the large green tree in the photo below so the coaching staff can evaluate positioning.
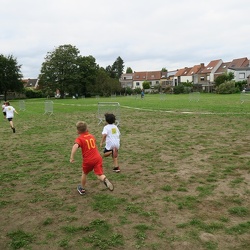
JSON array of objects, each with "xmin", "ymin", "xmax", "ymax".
[
  {"xmin": 106, "ymin": 56, "xmax": 124, "ymax": 79},
  {"xmin": 0, "ymin": 54, "xmax": 23, "ymax": 100},
  {"xmin": 39, "ymin": 44, "xmax": 80, "ymax": 98}
]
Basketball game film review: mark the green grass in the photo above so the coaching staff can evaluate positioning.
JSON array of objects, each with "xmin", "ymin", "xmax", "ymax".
[{"xmin": 1, "ymin": 94, "xmax": 250, "ymax": 249}]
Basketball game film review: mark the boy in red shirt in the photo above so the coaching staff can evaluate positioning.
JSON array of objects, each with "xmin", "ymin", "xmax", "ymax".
[{"xmin": 70, "ymin": 121, "xmax": 114, "ymax": 195}]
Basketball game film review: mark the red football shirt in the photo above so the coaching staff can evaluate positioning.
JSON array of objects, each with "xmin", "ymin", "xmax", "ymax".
[{"xmin": 75, "ymin": 132, "xmax": 102, "ymax": 165}]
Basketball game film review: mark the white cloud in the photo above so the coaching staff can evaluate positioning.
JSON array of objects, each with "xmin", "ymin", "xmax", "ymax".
[{"xmin": 0, "ymin": 0, "xmax": 249, "ymax": 78}]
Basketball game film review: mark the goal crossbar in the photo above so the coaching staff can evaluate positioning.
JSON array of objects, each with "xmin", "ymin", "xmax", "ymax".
[{"xmin": 97, "ymin": 102, "xmax": 120, "ymax": 126}]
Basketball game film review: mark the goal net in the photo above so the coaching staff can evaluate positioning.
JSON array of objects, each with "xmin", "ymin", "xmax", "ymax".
[
  {"xmin": 97, "ymin": 102, "xmax": 120, "ymax": 126},
  {"xmin": 19, "ymin": 100, "xmax": 26, "ymax": 111},
  {"xmin": 240, "ymin": 92, "xmax": 250, "ymax": 104},
  {"xmin": 189, "ymin": 92, "xmax": 200, "ymax": 102},
  {"xmin": 44, "ymin": 100, "xmax": 54, "ymax": 115}
]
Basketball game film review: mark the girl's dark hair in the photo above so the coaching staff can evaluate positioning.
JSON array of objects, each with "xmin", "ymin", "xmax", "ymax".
[{"xmin": 105, "ymin": 113, "xmax": 116, "ymax": 124}]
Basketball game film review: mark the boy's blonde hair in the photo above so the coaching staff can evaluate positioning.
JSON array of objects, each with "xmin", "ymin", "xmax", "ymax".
[{"xmin": 76, "ymin": 121, "xmax": 87, "ymax": 133}]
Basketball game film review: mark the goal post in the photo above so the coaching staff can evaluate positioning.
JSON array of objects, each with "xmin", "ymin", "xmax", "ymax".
[
  {"xmin": 97, "ymin": 102, "xmax": 120, "ymax": 126},
  {"xmin": 44, "ymin": 100, "xmax": 54, "ymax": 115},
  {"xmin": 240, "ymin": 92, "xmax": 250, "ymax": 104},
  {"xmin": 189, "ymin": 92, "xmax": 200, "ymax": 102},
  {"xmin": 19, "ymin": 100, "xmax": 26, "ymax": 111}
]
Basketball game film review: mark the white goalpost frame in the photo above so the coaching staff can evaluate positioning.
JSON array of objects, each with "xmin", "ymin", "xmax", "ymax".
[
  {"xmin": 44, "ymin": 100, "xmax": 54, "ymax": 115},
  {"xmin": 19, "ymin": 100, "xmax": 26, "ymax": 111},
  {"xmin": 97, "ymin": 102, "xmax": 120, "ymax": 126},
  {"xmin": 189, "ymin": 92, "xmax": 200, "ymax": 102},
  {"xmin": 240, "ymin": 92, "xmax": 250, "ymax": 104}
]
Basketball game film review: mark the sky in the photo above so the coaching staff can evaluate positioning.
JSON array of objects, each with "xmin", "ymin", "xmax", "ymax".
[{"xmin": 1, "ymin": 0, "xmax": 249, "ymax": 78}]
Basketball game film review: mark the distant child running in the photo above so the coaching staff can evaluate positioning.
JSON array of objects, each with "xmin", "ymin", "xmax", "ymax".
[
  {"xmin": 100, "ymin": 113, "xmax": 121, "ymax": 173},
  {"xmin": 4, "ymin": 101, "xmax": 18, "ymax": 133},
  {"xmin": 70, "ymin": 121, "xmax": 114, "ymax": 195}
]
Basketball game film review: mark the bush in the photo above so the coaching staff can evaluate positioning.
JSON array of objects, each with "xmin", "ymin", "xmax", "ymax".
[
  {"xmin": 173, "ymin": 85, "xmax": 184, "ymax": 94},
  {"xmin": 25, "ymin": 88, "xmax": 43, "ymax": 98},
  {"xmin": 216, "ymin": 81, "xmax": 240, "ymax": 94}
]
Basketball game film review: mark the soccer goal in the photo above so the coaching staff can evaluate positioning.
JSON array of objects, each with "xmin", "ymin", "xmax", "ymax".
[
  {"xmin": 97, "ymin": 102, "xmax": 120, "ymax": 126},
  {"xmin": 240, "ymin": 92, "xmax": 250, "ymax": 104},
  {"xmin": 189, "ymin": 92, "xmax": 200, "ymax": 102},
  {"xmin": 19, "ymin": 100, "xmax": 26, "ymax": 111},
  {"xmin": 44, "ymin": 100, "xmax": 54, "ymax": 115}
]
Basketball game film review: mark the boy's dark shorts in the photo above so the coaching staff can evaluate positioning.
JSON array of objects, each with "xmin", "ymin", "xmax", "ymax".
[{"xmin": 7, "ymin": 118, "xmax": 13, "ymax": 121}]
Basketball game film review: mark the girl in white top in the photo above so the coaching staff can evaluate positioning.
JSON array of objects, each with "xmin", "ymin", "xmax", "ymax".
[
  {"xmin": 100, "ymin": 113, "xmax": 121, "ymax": 173},
  {"xmin": 4, "ymin": 101, "xmax": 18, "ymax": 133}
]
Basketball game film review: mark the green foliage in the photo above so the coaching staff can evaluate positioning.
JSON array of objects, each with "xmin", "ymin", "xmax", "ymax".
[
  {"xmin": 142, "ymin": 81, "xmax": 150, "ymax": 89},
  {"xmin": 173, "ymin": 84, "xmax": 184, "ymax": 94},
  {"xmin": 216, "ymin": 81, "xmax": 240, "ymax": 94},
  {"xmin": 25, "ymin": 88, "xmax": 43, "ymax": 98},
  {"xmin": 0, "ymin": 54, "xmax": 23, "ymax": 100},
  {"xmin": 215, "ymin": 72, "xmax": 234, "ymax": 86},
  {"xmin": 106, "ymin": 56, "xmax": 124, "ymax": 79},
  {"xmin": 126, "ymin": 67, "xmax": 133, "ymax": 73}
]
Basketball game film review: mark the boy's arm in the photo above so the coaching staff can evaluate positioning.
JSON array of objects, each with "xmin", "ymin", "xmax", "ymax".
[
  {"xmin": 70, "ymin": 143, "xmax": 79, "ymax": 163},
  {"xmin": 100, "ymin": 134, "xmax": 107, "ymax": 148}
]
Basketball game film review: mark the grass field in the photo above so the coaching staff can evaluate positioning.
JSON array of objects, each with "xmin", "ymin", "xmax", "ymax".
[{"xmin": 1, "ymin": 93, "xmax": 250, "ymax": 250}]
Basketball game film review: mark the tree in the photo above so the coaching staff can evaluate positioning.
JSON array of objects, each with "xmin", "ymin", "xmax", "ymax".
[
  {"xmin": 126, "ymin": 67, "xmax": 133, "ymax": 73},
  {"xmin": 39, "ymin": 44, "xmax": 80, "ymax": 98},
  {"xmin": 215, "ymin": 72, "xmax": 234, "ymax": 86},
  {"xmin": 161, "ymin": 67, "xmax": 167, "ymax": 72},
  {"xmin": 143, "ymin": 81, "xmax": 150, "ymax": 90},
  {"xmin": 106, "ymin": 56, "xmax": 124, "ymax": 79},
  {"xmin": 0, "ymin": 54, "xmax": 23, "ymax": 100}
]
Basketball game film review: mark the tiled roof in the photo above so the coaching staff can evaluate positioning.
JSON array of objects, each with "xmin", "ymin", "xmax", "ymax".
[
  {"xmin": 215, "ymin": 62, "xmax": 231, "ymax": 75},
  {"xmin": 228, "ymin": 57, "xmax": 249, "ymax": 68},
  {"xmin": 186, "ymin": 65, "xmax": 202, "ymax": 76},
  {"xmin": 200, "ymin": 59, "xmax": 221, "ymax": 73},
  {"xmin": 175, "ymin": 67, "xmax": 191, "ymax": 77},
  {"xmin": 133, "ymin": 71, "xmax": 161, "ymax": 81}
]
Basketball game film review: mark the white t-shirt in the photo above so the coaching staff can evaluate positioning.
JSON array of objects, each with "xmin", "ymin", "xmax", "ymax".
[
  {"xmin": 4, "ymin": 106, "xmax": 15, "ymax": 119},
  {"xmin": 102, "ymin": 124, "xmax": 120, "ymax": 150}
]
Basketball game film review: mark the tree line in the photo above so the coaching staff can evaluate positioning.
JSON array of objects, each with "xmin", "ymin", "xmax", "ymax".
[{"xmin": 0, "ymin": 44, "xmax": 126, "ymax": 100}]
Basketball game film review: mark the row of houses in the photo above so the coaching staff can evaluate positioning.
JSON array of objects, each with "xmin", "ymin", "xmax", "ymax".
[{"xmin": 120, "ymin": 57, "xmax": 250, "ymax": 92}]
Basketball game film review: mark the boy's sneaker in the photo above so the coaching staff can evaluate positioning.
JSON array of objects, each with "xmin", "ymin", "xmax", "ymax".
[
  {"xmin": 112, "ymin": 147, "xmax": 118, "ymax": 158},
  {"xmin": 12, "ymin": 127, "xmax": 15, "ymax": 133},
  {"xmin": 104, "ymin": 178, "xmax": 114, "ymax": 191},
  {"xmin": 113, "ymin": 167, "xmax": 120, "ymax": 173},
  {"xmin": 77, "ymin": 185, "xmax": 86, "ymax": 195}
]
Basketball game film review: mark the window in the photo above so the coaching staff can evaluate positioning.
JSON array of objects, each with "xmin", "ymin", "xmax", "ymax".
[
  {"xmin": 200, "ymin": 77, "xmax": 204, "ymax": 81},
  {"xmin": 136, "ymin": 82, "xmax": 140, "ymax": 86},
  {"xmin": 239, "ymin": 73, "xmax": 245, "ymax": 79}
]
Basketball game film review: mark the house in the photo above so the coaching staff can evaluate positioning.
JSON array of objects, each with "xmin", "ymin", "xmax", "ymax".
[
  {"xmin": 173, "ymin": 67, "xmax": 191, "ymax": 86},
  {"xmin": 119, "ymin": 73, "xmax": 133, "ymax": 89},
  {"xmin": 214, "ymin": 62, "xmax": 231, "ymax": 80},
  {"xmin": 23, "ymin": 78, "xmax": 39, "ymax": 89},
  {"xmin": 194, "ymin": 59, "xmax": 223, "ymax": 92},
  {"xmin": 227, "ymin": 57, "xmax": 249, "ymax": 82},
  {"xmin": 133, "ymin": 71, "xmax": 162, "ymax": 89},
  {"xmin": 160, "ymin": 70, "xmax": 177, "ymax": 90}
]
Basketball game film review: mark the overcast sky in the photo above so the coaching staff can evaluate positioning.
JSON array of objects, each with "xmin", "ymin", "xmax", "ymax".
[{"xmin": 1, "ymin": 0, "xmax": 249, "ymax": 78}]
